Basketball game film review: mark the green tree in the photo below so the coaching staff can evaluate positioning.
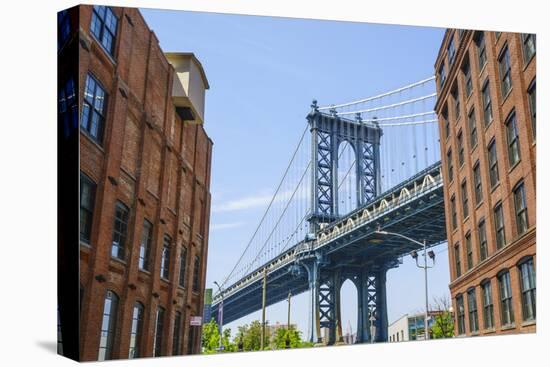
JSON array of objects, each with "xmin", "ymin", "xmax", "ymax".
[
  {"xmin": 272, "ymin": 326, "xmax": 304, "ymax": 349},
  {"xmin": 430, "ymin": 296, "xmax": 455, "ymax": 339},
  {"xmin": 201, "ymin": 319, "xmax": 236, "ymax": 354}
]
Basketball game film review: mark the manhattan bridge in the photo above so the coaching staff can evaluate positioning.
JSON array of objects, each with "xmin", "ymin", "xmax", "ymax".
[{"xmin": 211, "ymin": 76, "xmax": 447, "ymax": 345}]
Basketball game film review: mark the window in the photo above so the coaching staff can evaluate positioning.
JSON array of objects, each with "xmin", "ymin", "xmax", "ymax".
[
  {"xmin": 466, "ymin": 232, "xmax": 473, "ymax": 270},
  {"xmin": 450, "ymin": 195, "xmax": 457, "ymax": 230},
  {"xmin": 467, "ymin": 288, "xmax": 479, "ymax": 333},
  {"xmin": 98, "ymin": 290, "xmax": 119, "ymax": 361},
  {"xmin": 521, "ymin": 33, "xmax": 536, "ymax": 64},
  {"xmin": 494, "ymin": 203, "xmax": 506, "ymax": 249},
  {"xmin": 473, "ymin": 161, "xmax": 483, "ymax": 204},
  {"xmin": 519, "ymin": 258, "xmax": 536, "ymax": 321},
  {"xmin": 173, "ymin": 311, "xmax": 183, "ymax": 355},
  {"xmin": 478, "ymin": 219, "xmax": 488, "ymax": 261},
  {"xmin": 462, "ymin": 59, "xmax": 473, "ymax": 97},
  {"xmin": 192, "ymin": 256, "xmax": 201, "ymax": 292},
  {"xmin": 179, "ymin": 247, "xmax": 187, "ymax": 288},
  {"xmin": 452, "ymin": 84, "xmax": 461, "ymax": 121},
  {"xmin": 139, "ymin": 220, "xmax": 153, "ymax": 271},
  {"xmin": 456, "ymin": 294, "xmax": 466, "ymax": 335},
  {"xmin": 528, "ymin": 80, "xmax": 536, "ymax": 139},
  {"xmin": 90, "ymin": 5, "xmax": 118, "ymax": 57},
  {"xmin": 59, "ymin": 77, "xmax": 78, "ymax": 139},
  {"xmin": 488, "ymin": 140, "xmax": 499, "ymax": 187},
  {"xmin": 505, "ymin": 112, "xmax": 521, "ymax": 166},
  {"xmin": 447, "ymin": 149, "xmax": 453, "ymax": 182},
  {"xmin": 513, "ymin": 182, "xmax": 529, "ymax": 235},
  {"xmin": 498, "ymin": 46, "xmax": 512, "ymax": 97},
  {"xmin": 80, "ymin": 173, "xmax": 96, "ymax": 243},
  {"xmin": 482, "ymin": 81, "xmax": 493, "ymax": 126},
  {"xmin": 498, "ymin": 271, "xmax": 515, "ymax": 326},
  {"xmin": 160, "ymin": 235, "xmax": 171, "ymax": 280},
  {"xmin": 443, "ymin": 107, "xmax": 450, "ymax": 139},
  {"xmin": 475, "ymin": 32, "xmax": 487, "ymax": 70},
  {"xmin": 153, "ymin": 307, "xmax": 165, "ymax": 357},
  {"xmin": 454, "ymin": 243, "xmax": 462, "ymax": 278},
  {"xmin": 448, "ymin": 35, "xmax": 456, "ymax": 65},
  {"xmin": 58, "ymin": 10, "xmax": 71, "ymax": 49},
  {"xmin": 111, "ymin": 201, "xmax": 129, "ymax": 260},
  {"xmin": 438, "ymin": 63, "xmax": 446, "ymax": 89},
  {"xmin": 481, "ymin": 280, "xmax": 494, "ymax": 329},
  {"xmin": 128, "ymin": 302, "xmax": 144, "ymax": 359},
  {"xmin": 457, "ymin": 131, "xmax": 465, "ymax": 166},
  {"xmin": 461, "ymin": 180, "xmax": 469, "ymax": 219},
  {"xmin": 495, "ymin": 32, "xmax": 501, "ymax": 40},
  {"xmin": 468, "ymin": 108, "xmax": 478, "ymax": 148},
  {"xmin": 81, "ymin": 73, "xmax": 107, "ymax": 143}
]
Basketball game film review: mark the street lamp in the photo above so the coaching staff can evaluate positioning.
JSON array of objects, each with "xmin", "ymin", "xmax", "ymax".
[
  {"xmin": 375, "ymin": 228, "xmax": 435, "ymax": 340},
  {"xmin": 213, "ymin": 281, "xmax": 224, "ymax": 352}
]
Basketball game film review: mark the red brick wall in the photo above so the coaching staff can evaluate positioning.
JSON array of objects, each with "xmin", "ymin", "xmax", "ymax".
[
  {"xmin": 76, "ymin": 5, "xmax": 213, "ymax": 361},
  {"xmin": 434, "ymin": 30, "xmax": 536, "ymax": 337}
]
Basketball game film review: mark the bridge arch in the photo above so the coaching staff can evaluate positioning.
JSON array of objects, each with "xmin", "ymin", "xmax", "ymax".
[
  {"xmin": 337, "ymin": 139, "xmax": 358, "ymax": 214},
  {"xmin": 339, "ymin": 277, "xmax": 358, "ymax": 344}
]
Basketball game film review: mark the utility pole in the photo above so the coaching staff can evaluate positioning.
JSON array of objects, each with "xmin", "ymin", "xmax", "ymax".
[
  {"xmin": 423, "ymin": 239, "xmax": 429, "ymax": 340},
  {"xmin": 260, "ymin": 268, "xmax": 267, "ymax": 350},
  {"xmin": 287, "ymin": 291, "xmax": 291, "ymax": 330}
]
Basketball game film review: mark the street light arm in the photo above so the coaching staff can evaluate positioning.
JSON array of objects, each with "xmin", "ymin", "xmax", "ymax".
[{"xmin": 375, "ymin": 230, "xmax": 425, "ymax": 247}]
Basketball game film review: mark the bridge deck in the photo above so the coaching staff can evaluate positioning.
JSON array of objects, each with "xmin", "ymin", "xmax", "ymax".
[{"xmin": 212, "ymin": 162, "xmax": 446, "ymax": 324}]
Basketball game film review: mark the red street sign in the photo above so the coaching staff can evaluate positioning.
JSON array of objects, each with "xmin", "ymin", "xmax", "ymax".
[{"xmin": 190, "ymin": 316, "xmax": 202, "ymax": 326}]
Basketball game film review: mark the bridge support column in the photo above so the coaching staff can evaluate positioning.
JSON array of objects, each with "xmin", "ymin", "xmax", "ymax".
[
  {"xmin": 305, "ymin": 260, "xmax": 321, "ymax": 344},
  {"xmin": 318, "ymin": 269, "xmax": 343, "ymax": 345},
  {"xmin": 355, "ymin": 267, "xmax": 388, "ymax": 343}
]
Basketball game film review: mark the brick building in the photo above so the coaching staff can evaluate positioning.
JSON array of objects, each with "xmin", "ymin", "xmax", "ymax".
[
  {"xmin": 434, "ymin": 29, "xmax": 536, "ymax": 337},
  {"xmin": 58, "ymin": 5, "xmax": 213, "ymax": 361}
]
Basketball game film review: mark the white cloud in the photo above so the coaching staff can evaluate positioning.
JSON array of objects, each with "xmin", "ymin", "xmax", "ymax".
[{"xmin": 211, "ymin": 189, "xmax": 309, "ymax": 213}]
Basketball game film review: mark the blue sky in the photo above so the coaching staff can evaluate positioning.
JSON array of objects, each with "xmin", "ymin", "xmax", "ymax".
[{"xmin": 141, "ymin": 8, "xmax": 448, "ymax": 338}]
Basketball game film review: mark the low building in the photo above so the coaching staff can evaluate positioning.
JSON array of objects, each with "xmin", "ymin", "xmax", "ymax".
[{"xmin": 388, "ymin": 312, "xmax": 444, "ymax": 342}]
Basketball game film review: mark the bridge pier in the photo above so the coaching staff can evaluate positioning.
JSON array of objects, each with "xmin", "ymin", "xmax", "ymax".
[{"xmin": 354, "ymin": 267, "xmax": 388, "ymax": 343}]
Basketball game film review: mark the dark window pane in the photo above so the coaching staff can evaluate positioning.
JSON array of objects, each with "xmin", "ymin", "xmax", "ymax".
[
  {"xmin": 519, "ymin": 258, "xmax": 536, "ymax": 321},
  {"xmin": 482, "ymin": 281, "xmax": 494, "ymax": 329},
  {"xmin": 468, "ymin": 288, "xmax": 479, "ymax": 332},
  {"xmin": 478, "ymin": 220, "xmax": 488, "ymax": 261},
  {"xmin": 513, "ymin": 182, "xmax": 529, "ymax": 235},
  {"xmin": 81, "ymin": 74, "xmax": 107, "ymax": 144},
  {"xmin": 498, "ymin": 271, "xmax": 515, "ymax": 326},
  {"xmin": 179, "ymin": 247, "xmax": 187, "ymax": 287},
  {"xmin": 494, "ymin": 203, "xmax": 506, "ymax": 249},
  {"xmin": 90, "ymin": 6, "xmax": 118, "ymax": 58},
  {"xmin": 160, "ymin": 235, "xmax": 171, "ymax": 279},
  {"xmin": 139, "ymin": 220, "xmax": 153, "ymax": 271},
  {"xmin": 128, "ymin": 303, "xmax": 144, "ymax": 358},
  {"xmin": 153, "ymin": 307, "xmax": 165, "ymax": 357},
  {"xmin": 498, "ymin": 47, "xmax": 512, "ymax": 97},
  {"xmin": 192, "ymin": 256, "xmax": 200, "ymax": 292},
  {"xmin": 488, "ymin": 140, "xmax": 499, "ymax": 187},
  {"xmin": 80, "ymin": 173, "xmax": 96, "ymax": 243}
]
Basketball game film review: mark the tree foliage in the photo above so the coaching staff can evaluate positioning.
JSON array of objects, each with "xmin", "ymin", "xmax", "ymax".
[{"xmin": 430, "ymin": 296, "xmax": 455, "ymax": 339}]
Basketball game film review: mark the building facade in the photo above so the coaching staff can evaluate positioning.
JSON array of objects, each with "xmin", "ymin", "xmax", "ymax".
[
  {"xmin": 59, "ymin": 5, "xmax": 213, "ymax": 361},
  {"xmin": 434, "ymin": 29, "xmax": 536, "ymax": 337},
  {"xmin": 388, "ymin": 312, "xmax": 443, "ymax": 342}
]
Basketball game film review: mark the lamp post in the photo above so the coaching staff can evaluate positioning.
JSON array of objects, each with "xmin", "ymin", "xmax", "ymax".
[
  {"xmin": 375, "ymin": 228, "xmax": 435, "ymax": 340},
  {"xmin": 213, "ymin": 281, "xmax": 224, "ymax": 352}
]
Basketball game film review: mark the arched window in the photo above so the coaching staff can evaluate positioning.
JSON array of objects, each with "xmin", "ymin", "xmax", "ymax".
[
  {"xmin": 480, "ymin": 279, "xmax": 494, "ymax": 329},
  {"xmin": 518, "ymin": 257, "xmax": 536, "ymax": 322},
  {"xmin": 497, "ymin": 270, "xmax": 514, "ymax": 326},
  {"xmin": 98, "ymin": 290, "xmax": 119, "ymax": 361},
  {"xmin": 456, "ymin": 294, "xmax": 465, "ymax": 335},
  {"xmin": 128, "ymin": 302, "xmax": 144, "ymax": 359},
  {"xmin": 153, "ymin": 307, "xmax": 165, "ymax": 357}
]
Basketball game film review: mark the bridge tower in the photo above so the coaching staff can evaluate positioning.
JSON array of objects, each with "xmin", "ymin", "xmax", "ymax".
[
  {"xmin": 303, "ymin": 101, "xmax": 387, "ymax": 345},
  {"xmin": 307, "ymin": 100, "xmax": 383, "ymax": 232}
]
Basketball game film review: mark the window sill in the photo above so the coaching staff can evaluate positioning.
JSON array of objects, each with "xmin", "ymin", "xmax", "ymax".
[
  {"xmin": 521, "ymin": 319, "xmax": 536, "ymax": 327},
  {"xmin": 475, "ymin": 200, "xmax": 484, "ymax": 210},
  {"xmin": 489, "ymin": 182, "xmax": 500, "ymax": 195},
  {"xmin": 523, "ymin": 53, "xmax": 535, "ymax": 71},
  {"xmin": 80, "ymin": 241, "xmax": 92, "ymax": 249},
  {"xmin": 501, "ymin": 324, "xmax": 516, "ymax": 331},
  {"xmin": 469, "ymin": 143, "xmax": 478, "ymax": 154},
  {"xmin": 160, "ymin": 277, "xmax": 170, "ymax": 285},
  {"xmin": 462, "ymin": 215, "xmax": 470, "ymax": 224},
  {"xmin": 508, "ymin": 160, "xmax": 521, "ymax": 174},
  {"xmin": 80, "ymin": 130, "xmax": 105, "ymax": 153},
  {"xmin": 483, "ymin": 118, "xmax": 494, "ymax": 131},
  {"xmin": 478, "ymin": 63, "xmax": 487, "ymax": 78},
  {"xmin": 500, "ymin": 87, "xmax": 513, "ymax": 106},
  {"xmin": 483, "ymin": 327, "xmax": 496, "ymax": 334},
  {"xmin": 138, "ymin": 268, "xmax": 151, "ymax": 276},
  {"xmin": 110, "ymin": 256, "xmax": 127, "ymax": 266}
]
